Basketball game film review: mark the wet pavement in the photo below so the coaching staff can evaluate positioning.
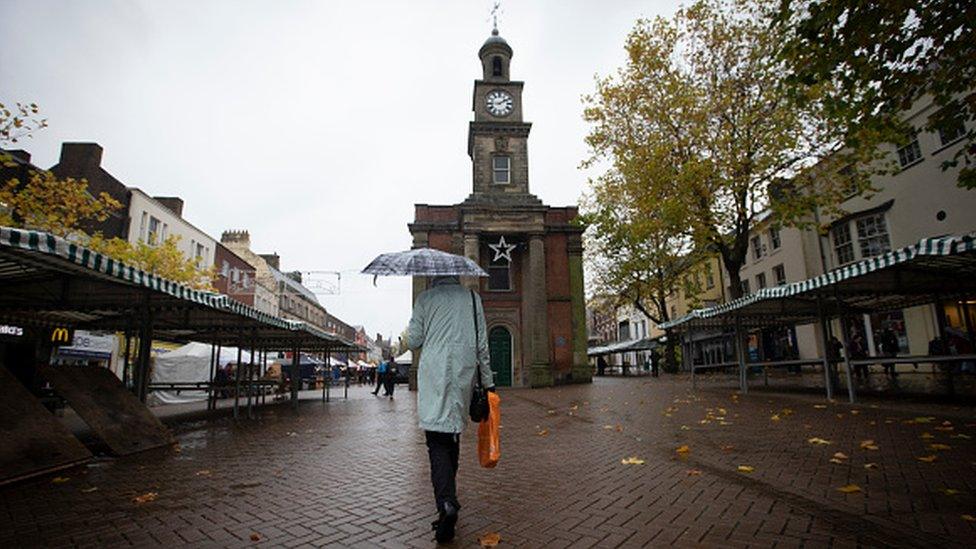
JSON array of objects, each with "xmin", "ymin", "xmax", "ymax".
[{"xmin": 1, "ymin": 376, "xmax": 975, "ymax": 547}]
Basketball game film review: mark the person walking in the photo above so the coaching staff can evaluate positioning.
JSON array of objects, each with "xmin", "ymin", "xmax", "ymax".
[
  {"xmin": 372, "ymin": 359, "xmax": 388, "ymax": 396},
  {"xmin": 407, "ymin": 275, "xmax": 494, "ymax": 544},
  {"xmin": 383, "ymin": 360, "xmax": 396, "ymax": 399}
]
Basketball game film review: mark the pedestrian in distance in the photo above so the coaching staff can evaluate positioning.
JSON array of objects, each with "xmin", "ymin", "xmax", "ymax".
[
  {"xmin": 383, "ymin": 359, "xmax": 396, "ymax": 399},
  {"xmin": 407, "ymin": 275, "xmax": 494, "ymax": 544},
  {"xmin": 372, "ymin": 359, "xmax": 388, "ymax": 396}
]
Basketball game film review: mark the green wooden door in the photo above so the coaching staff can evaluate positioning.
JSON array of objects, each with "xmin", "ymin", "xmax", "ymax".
[{"xmin": 488, "ymin": 326, "xmax": 512, "ymax": 387}]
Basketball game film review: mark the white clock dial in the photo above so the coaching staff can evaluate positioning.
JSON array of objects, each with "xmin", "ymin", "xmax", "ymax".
[{"xmin": 486, "ymin": 90, "xmax": 513, "ymax": 117}]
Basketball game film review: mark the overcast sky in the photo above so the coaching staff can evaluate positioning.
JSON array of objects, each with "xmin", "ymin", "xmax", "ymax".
[{"xmin": 0, "ymin": 0, "xmax": 682, "ymax": 341}]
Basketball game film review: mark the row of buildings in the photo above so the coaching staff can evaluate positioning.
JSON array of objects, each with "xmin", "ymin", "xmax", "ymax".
[
  {"xmin": 589, "ymin": 93, "xmax": 976, "ymax": 370},
  {"xmin": 2, "ymin": 142, "xmax": 393, "ymax": 365}
]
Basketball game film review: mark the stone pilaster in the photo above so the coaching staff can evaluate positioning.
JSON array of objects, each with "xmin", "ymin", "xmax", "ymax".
[
  {"xmin": 568, "ymin": 235, "xmax": 591, "ymax": 383},
  {"xmin": 526, "ymin": 234, "xmax": 552, "ymax": 387},
  {"xmin": 462, "ymin": 233, "xmax": 481, "ymax": 290}
]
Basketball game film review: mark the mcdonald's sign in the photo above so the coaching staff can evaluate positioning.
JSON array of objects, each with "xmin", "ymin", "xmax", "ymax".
[{"xmin": 48, "ymin": 327, "xmax": 75, "ymax": 346}]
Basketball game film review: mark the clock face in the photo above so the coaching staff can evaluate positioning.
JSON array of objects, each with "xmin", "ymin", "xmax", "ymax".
[{"xmin": 486, "ymin": 90, "xmax": 513, "ymax": 117}]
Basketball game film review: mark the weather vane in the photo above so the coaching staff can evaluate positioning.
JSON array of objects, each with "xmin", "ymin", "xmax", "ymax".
[{"xmin": 489, "ymin": 1, "xmax": 502, "ymax": 33}]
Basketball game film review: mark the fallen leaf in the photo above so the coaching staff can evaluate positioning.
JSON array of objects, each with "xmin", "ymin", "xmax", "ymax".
[
  {"xmin": 837, "ymin": 484, "xmax": 862, "ymax": 494},
  {"xmin": 935, "ymin": 426, "xmax": 955, "ymax": 432},
  {"xmin": 950, "ymin": 434, "xmax": 972, "ymax": 440},
  {"xmin": 680, "ymin": 425, "xmax": 690, "ymax": 431},
  {"xmin": 860, "ymin": 440, "xmax": 879, "ymax": 451},
  {"xmin": 781, "ymin": 408, "xmax": 794, "ymax": 416},
  {"xmin": 195, "ymin": 470, "xmax": 212, "ymax": 477},
  {"xmin": 720, "ymin": 421, "xmax": 733, "ymax": 426},
  {"xmin": 603, "ymin": 425, "xmax": 614, "ymax": 430},
  {"xmin": 615, "ymin": 425, "xmax": 623, "ymax": 432},
  {"xmin": 536, "ymin": 429, "xmax": 549, "ymax": 437},
  {"xmin": 51, "ymin": 476, "xmax": 70, "ymax": 484},
  {"xmin": 962, "ymin": 515, "xmax": 976, "ymax": 522},
  {"xmin": 814, "ymin": 404, "xmax": 827, "ymax": 409},
  {"xmin": 737, "ymin": 465, "xmax": 754, "ymax": 473},
  {"xmin": 81, "ymin": 486, "xmax": 98, "ymax": 493},
  {"xmin": 917, "ymin": 455, "xmax": 938, "ymax": 463},
  {"xmin": 829, "ymin": 458, "xmax": 845, "ymax": 464},
  {"xmin": 836, "ymin": 414, "xmax": 845, "ymax": 420},
  {"xmin": 930, "ymin": 443, "xmax": 952, "ymax": 451},
  {"xmin": 864, "ymin": 463, "xmax": 879, "ymax": 470},
  {"xmin": 718, "ymin": 408, "xmax": 728, "ymax": 415},
  {"xmin": 913, "ymin": 416, "xmax": 936, "ymax": 424},
  {"xmin": 770, "ymin": 414, "xmax": 781, "ymax": 421},
  {"xmin": 675, "ymin": 445, "xmax": 690, "ymax": 454},
  {"xmin": 133, "ymin": 492, "xmax": 158, "ymax": 504},
  {"xmin": 833, "ymin": 452, "xmax": 849, "ymax": 460},
  {"xmin": 479, "ymin": 532, "xmax": 501, "ymax": 547},
  {"xmin": 921, "ymin": 432, "xmax": 935, "ymax": 439},
  {"xmin": 250, "ymin": 533, "xmax": 261, "ymax": 542},
  {"xmin": 850, "ymin": 410, "xmax": 860, "ymax": 415},
  {"xmin": 686, "ymin": 469, "xmax": 702, "ymax": 476},
  {"xmin": 621, "ymin": 457, "xmax": 645, "ymax": 465},
  {"xmin": 721, "ymin": 445, "xmax": 735, "ymax": 452},
  {"xmin": 940, "ymin": 488, "xmax": 961, "ymax": 496},
  {"xmin": 570, "ymin": 404, "xmax": 579, "ymax": 411},
  {"xmin": 808, "ymin": 437, "xmax": 832, "ymax": 445}
]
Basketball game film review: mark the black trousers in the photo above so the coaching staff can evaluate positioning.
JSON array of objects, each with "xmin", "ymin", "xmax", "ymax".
[{"xmin": 425, "ymin": 431, "xmax": 460, "ymax": 511}]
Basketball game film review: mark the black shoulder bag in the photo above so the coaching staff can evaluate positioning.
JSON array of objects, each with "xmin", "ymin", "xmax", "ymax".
[{"xmin": 469, "ymin": 290, "xmax": 489, "ymax": 423}]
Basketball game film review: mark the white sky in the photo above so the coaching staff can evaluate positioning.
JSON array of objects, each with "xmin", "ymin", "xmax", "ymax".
[{"xmin": 0, "ymin": 0, "xmax": 682, "ymax": 341}]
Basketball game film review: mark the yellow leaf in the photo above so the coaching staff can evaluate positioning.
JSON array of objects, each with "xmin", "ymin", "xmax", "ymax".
[
  {"xmin": 929, "ymin": 443, "xmax": 951, "ymax": 451},
  {"xmin": 863, "ymin": 445, "xmax": 879, "ymax": 451},
  {"xmin": 859, "ymin": 440, "xmax": 875, "ymax": 448},
  {"xmin": 770, "ymin": 414, "xmax": 781, "ymax": 421},
  {"xmin": 950, "ymin": 434, "xmax": 971, "ymax": 439},
  {"xmin": 603, "ymin": 425, "xmax": 614, "ymax": 430},
  {"xmin": 675, "ymin": 445, "xmax": 690, "ymax": 454},
  {"xmin": 962, "ymin": 514, "xmax": 976, "ymax": 522},
  {"xmin": 536, "ymin": 428, "xmax": 549, "ymax": 437},
  {"xmin": 864, "ymin": 463, "xmax": 879, "ymax": 470},
  {"xmin": 917, "ymin": 455, "xmax": 938, "ymax": 463},
  {"xmin": 914, "ymin": 416, "xmax": 935, "ymax": 423},
  {"xmin": 837, "ymin": 484, "xmax": 862, "ymax": 494},
  {"xmin": 737, "ymin": 465, "xmax": 754, "ymax": 473},
  {"xmin": 940, "ymin": 488, "xmax": 961, "ymax": 496},
  {"xmin": 813, "ymin": 404, "xmax": 827, "ymax": 409},
  {"xmin": 850, "ymin": 410, "xmax": 860, "ymax": 415},
  {"xmin": 781, "ymin": 408, "xmax": 794, "ymax": 416},
  {"xmin": 808, "ymin": 437, "xmax": 832, "ymax": 445},
  {"xmin": 829, "ymin": 458, "xmax": 845, "ymax": 464},
  {"xmin": 621, "ymin": 457, "xmax": 645, "ymax": 465},
  {"xmin": 195, "ymin": 470, "xmax": 212, "ymax": 476},
  {"xmin": 615, "ymin": 424, "xmax": 623, "ymax": 432},
  {"xmin": 832, "ymin": 452, "xmax": 848, "ymax": 460},
  {"xmin": 81, "ymin": 486, "xmax": 98, "ymax": 493},
  {"xmin": 133, "ymin": 492, "xmax": 158, "ymax": 504},
  {"xmin": 920, "ymin": 432, "xmax": 935, "ymax": 439},
  {"xmin": 686, "ymin": 469, "xmax": 702, "ymax": 476},
  {"xmin": 479, "ymin": 532, "xmax": 501, "ymax": 547},
  {"xmin": 680, "ymin": 425, "xmax": 690, "ymax": 430},
  {"xmin": 721, "ymin": 444, "xmax": 735, "ymax": 452},
  {"xmin": 720, "ymin": 421, "xmax": 733, "ymax": 425},
  {"xmin": 51, "ymin": 476, "xmax": 70, "ymax": 484}
]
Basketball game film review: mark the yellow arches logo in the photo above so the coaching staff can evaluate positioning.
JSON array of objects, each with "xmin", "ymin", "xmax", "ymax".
[{"xmin": 50, "ymin": 327, "xmax": 74, "ymax": 345}]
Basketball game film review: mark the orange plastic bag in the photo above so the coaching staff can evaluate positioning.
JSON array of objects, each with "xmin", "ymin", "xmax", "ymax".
[{"xmin": 477, "ymin": 391, "xmax": 501, "ymax": 468}]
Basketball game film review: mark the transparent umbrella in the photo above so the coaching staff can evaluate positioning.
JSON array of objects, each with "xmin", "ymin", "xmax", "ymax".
[{"xmin": 362, "ymin": 248, "xmax": 487, "ymax": 277}]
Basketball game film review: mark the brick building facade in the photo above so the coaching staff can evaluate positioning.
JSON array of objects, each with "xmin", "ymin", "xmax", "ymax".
[{"xmin": 408, "ymin": 29, "xmax": 588, "ymax": 387}]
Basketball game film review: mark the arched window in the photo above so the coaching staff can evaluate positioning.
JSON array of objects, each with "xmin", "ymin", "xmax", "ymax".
[{"xmin": 492, "ymin": 56, "xmax": 503, "ymax": 77}]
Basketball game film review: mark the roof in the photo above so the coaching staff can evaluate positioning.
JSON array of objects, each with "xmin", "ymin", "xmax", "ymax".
[
  {"xmin": 0, "ymin": 226, "xmax": 360, "ymax": 352},
  {"xmin": 268, "ymin": 266, "xmax": 321, "ymax": 305},
  {"xmin": 588, "ymin": 336, "xmax": 664, "ymax": 357},
  {"xmin": 660, "ymin": 233, "xmax": 976, "ymax": 331}
]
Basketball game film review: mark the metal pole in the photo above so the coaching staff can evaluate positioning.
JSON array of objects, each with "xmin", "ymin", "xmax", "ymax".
[
  {"xmin": 817, "ymin": 295, "xmax": 835, "ymax": 400},
  {"xmin": 838, "ymin": 315, "xmax": 857, "ymax": 404},
  {"xmin": 212, "ymin": 343, "xmax": 222, "ymax": 410},
  {"xmin": 344, "ymin": 358, "xmax": 349, "ymax": 400},
  {"xmin": 207, "ymin": 342, "xmax": 216, "ymax": 411},
  {"xmin": 323, "ymin": 349, "xmax": 329, "ymax": 402},
  {"xmin": 261, "ymin": 348, "xmax": 268, "ymax": 406},
  {"xmin": 734, "ymin": 317, "xmax": 747, "ymax": 394},
  {"xmin": 326, "ymin": 353, "xmax": 331, "ymax": 403},
  {"xmin": 247, "ymin": 341, "xmax": 255, "ymax": 419},
  {"xmin": 291, "ymin": 347, "xmax": 300, "ymax": 410},
  {"xmin": 122, "ymin": 331, "xmax": 131, "ymax": 388},
  {"xmin": 234, "ymin": 345, "xmax": 242, "ymax": 419},
  {"xmin": 934, "ymin": 297, "xmax": 954, "ymax": 396}
]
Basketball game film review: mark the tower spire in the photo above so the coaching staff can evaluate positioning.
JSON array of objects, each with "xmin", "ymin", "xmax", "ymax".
[{"xmin": 490, "ymin": 1, "xmax": 501, "ymax": 35}]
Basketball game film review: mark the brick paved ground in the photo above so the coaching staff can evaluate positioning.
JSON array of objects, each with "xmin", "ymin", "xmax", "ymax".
[{"xmin": 1, "ymin": 376, "xmax": 974, "ymax": 548}]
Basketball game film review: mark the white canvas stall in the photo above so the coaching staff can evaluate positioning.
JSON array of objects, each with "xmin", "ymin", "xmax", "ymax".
[
  {"xmin": 394, "ymin": 350, "xmax": 412, "ymax": 364},
  {"xmin": 149, "ymin": 342, "xmax": 252, "ymax": 405}
]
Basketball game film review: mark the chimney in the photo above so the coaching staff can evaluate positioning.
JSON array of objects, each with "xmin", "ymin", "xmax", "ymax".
[
  {"xmin": 154, "ymin": 196, "xmax": 184, "ymax": 217},
  {"xmin": 221, "ymin": 230, "xmax": 250, "ymax": 247},
  {"xmin": 286, "ymin": 270, "xmax": 302, "ymax": 284},
  {"xmin": 58, "ymin": 143, "xmax": 103, "ymax": 172},
  {"xmin": 7, "ymin": 150, "xmax": 31, "ymax": 164},
  {"xmin": 260, "ymin": 253, "xmax": 280, "ymax": 270}
]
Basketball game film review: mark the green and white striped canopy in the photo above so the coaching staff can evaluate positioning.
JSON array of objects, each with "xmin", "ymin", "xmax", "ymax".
[
  {"xmin": 660, "ymin": 233, "xmax": 976, "ymax": 331},
  {"xmin": 0, "ymin": 226, "xmax": 360, "ymax": 351}
]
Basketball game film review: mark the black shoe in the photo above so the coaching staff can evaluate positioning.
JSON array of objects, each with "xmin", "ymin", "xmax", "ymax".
[{"xmin": 435, "ymin": 502, "xmax": 457, "ymax": 543}]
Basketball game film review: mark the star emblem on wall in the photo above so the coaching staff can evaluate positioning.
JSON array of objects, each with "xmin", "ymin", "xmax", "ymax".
[{"xmin": 488, "ymin": 235, "xmax": 517, "ymax": 262}]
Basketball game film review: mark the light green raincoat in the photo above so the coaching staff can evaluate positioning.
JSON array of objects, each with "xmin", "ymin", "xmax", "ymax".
[{"xmin": 407, "ymin": 278, "xmax": 493, "ymax": 433}]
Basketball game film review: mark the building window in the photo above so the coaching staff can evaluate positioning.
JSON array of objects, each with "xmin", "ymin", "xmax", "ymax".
[
  {"xmin": 855, "ymin": 213, "xmax": 891, "ymax": 259},
  {"xmin": 487, "ymin": 256, "xmax": 511, "ymax": 291},
  {"xmin": 751, "ymin": 235, "xmax": 763, "ymax": 260},
  {"xmin": 756, "ymin": 273, "xmax": 767, "ymax": 290},
  {"xmin": 492, "ymin": 56, "xmax": 503, "ymax": 77},
  {"xmin": 147, "ymin": 216, "xmax": 161, "ymax": 245},
  {"xmin": 196, "ymin": 243, "xmax": 205, "ymax": 260},
  {"xmin": 221, "ymin": 261, "xmax": 230, "ymax": 278},
  {"xmin": 769, "ymin": 227, "xmax": 781, "ymax": 250},
  {"xmin": 832, "ymin": 223, "xmax": 855, "ymax": 266},
  {"xmin": 618, "ymin": 321, "xmax": 630, "ymax": 341},
  {"xmin": 938, "ymin": 115, "xmax": 966, "ymax": 146},
  {"xmin": 740, "ymin": 279, "xmax": 751, "ymax": 296},
  {"xmin": 896, "ymin": 132, "xmax": 922, "ymax": 168},
  {"xmin": 492, "ymin": 156, "xmax": 510, "ymax": 184},
  {"xmin": 704, "ymin": 263, "xmax": 715, "ymax": 289},
  {"xmin": 773, "ymin": 264, "xmax": 786, "ymax": 286}
]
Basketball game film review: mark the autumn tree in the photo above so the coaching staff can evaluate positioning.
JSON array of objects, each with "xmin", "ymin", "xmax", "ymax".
[
  {"xmin": 582, "ymin": 169, "xmax": 696, "ymax": 373},
  {"xmin": 778, "ymin": 0, "xmax": 976, "ymax": 189},
  {"xmin": 584, "ymin": 0, "xmax": 879, "ymax": 300}
]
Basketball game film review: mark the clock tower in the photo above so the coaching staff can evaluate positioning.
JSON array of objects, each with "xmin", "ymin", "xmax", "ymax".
[
  {"xmin": 467, "ymin": 28, "xmax": 539, "ymax": 202},
  {"xmin": 409, "ymin": 28, "xmax": 589, "ymax": 389}
]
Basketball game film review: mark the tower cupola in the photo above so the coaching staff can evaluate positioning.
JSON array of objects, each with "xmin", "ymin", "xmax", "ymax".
[{"xmin": 479, "ymin": 28, "xmax": 512, "ymax": 81}]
